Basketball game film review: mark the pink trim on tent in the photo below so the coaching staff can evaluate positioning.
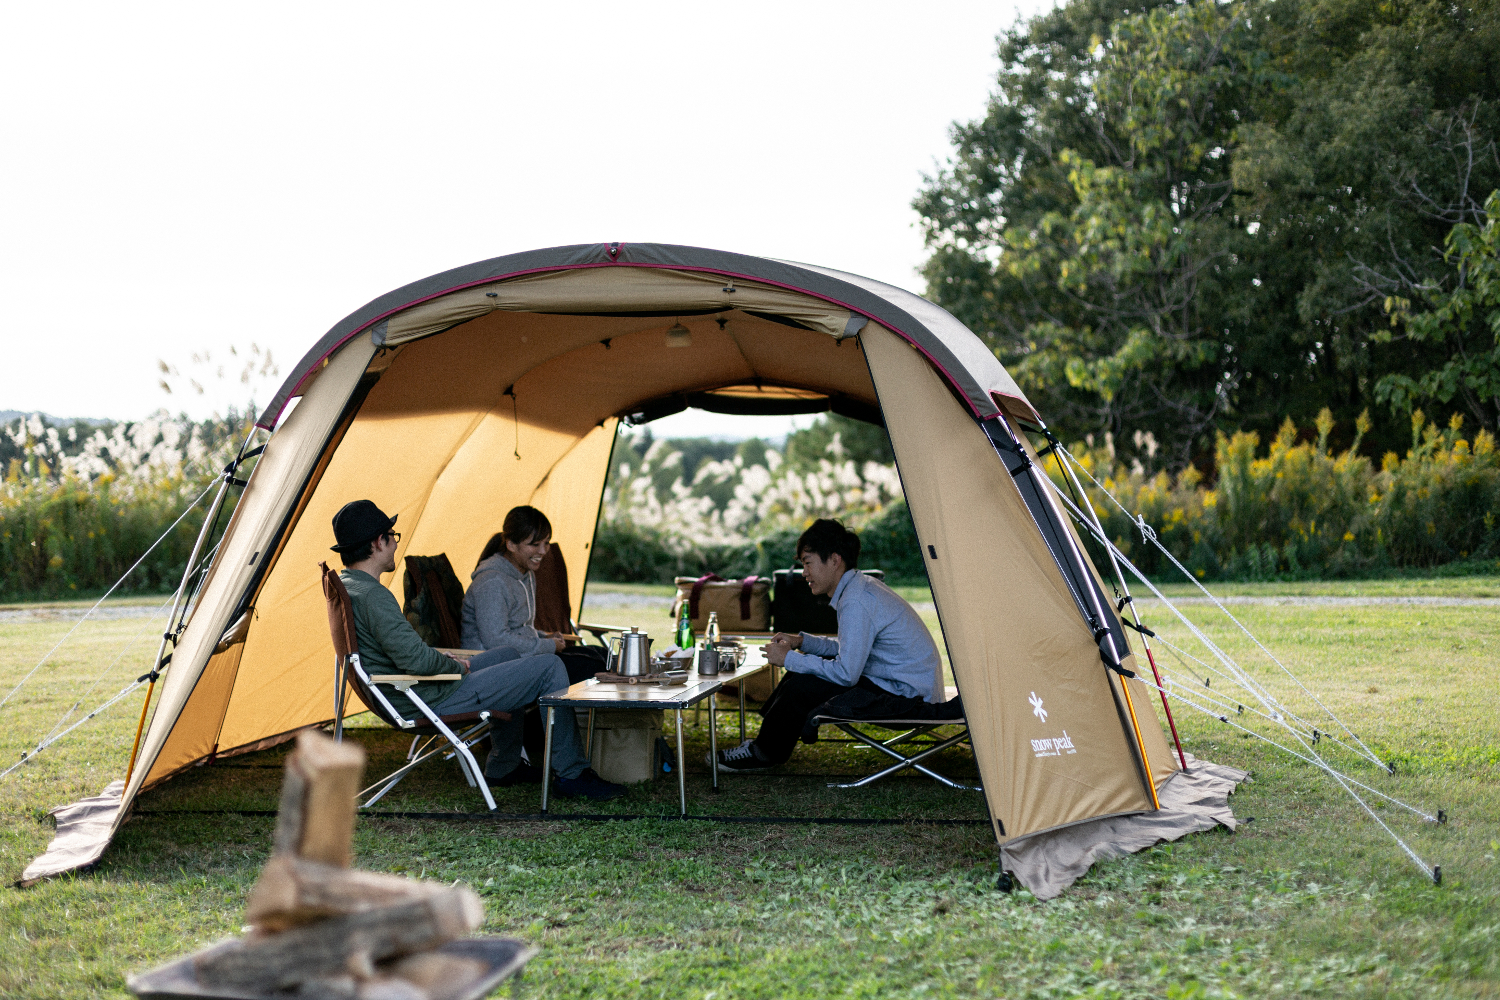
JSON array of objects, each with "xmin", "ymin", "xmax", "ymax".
[{"xmin": 259, "ymin": 261, "xmax": 991, "ymax": 428}]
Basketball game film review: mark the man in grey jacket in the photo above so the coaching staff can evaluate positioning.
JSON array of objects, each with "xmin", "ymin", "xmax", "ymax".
[{"xmin": 332, "ymin": 499, "xmax": 622, "ymax": 801}]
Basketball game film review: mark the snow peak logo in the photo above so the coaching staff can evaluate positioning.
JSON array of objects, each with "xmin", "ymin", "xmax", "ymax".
[
  {"xmin": 1031, "ymin": 731, "xmax": 1077, "ymax": 758},
  {"xmin": 1026, "ymin": 691, "xmax": 1077, "ymax": 757}
]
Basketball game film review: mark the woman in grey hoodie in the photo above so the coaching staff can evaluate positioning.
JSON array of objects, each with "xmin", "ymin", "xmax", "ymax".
[
  {"xmin": 461, "ymin": 506, "xmax": 564, "ymax": 655},
  {"xmin": 461, "ymin": 506, "xmax": 606, "ymax": 683}
]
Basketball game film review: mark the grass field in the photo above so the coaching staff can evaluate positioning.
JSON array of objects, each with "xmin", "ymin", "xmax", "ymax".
[{"xmin": 0, "ymin": 579, "xmax": 1496, "ymax": 998}]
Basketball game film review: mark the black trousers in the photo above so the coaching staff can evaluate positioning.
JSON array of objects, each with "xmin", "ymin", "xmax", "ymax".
[
  {"xmin": 522, "ymin": 644, "xmax": 609, "ymax": 763},
  {"xmin": 751, "ymin": 670, "xmax": 857, "ymax": 766}
]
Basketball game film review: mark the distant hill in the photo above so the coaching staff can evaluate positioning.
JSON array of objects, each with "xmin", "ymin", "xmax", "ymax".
[{"xmin": 0, "ymin": 411, "xmax": 113, "ymax": 427}]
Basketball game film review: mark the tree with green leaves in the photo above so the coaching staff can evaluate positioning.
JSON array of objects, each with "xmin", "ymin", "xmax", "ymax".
[
  {"xmin": 918, "ymin": 0, "xmax": 1500, "ymax": 468},
  {"xmin": 1380, "ymin": 190, "xmax": 1500, "ymax": 428}
]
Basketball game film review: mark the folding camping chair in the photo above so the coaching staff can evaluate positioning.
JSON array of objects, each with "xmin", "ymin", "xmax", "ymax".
[
  {"xmin": 320, "ymin": 562, "xmax": 507, "ymax": 811},
  {"xmin": 811, "ymin": 686, "xmax": 981, "ymax": 791},
  {"xmin": 522, "ymin": 540, "xmax": 622, "ymax": 646}
]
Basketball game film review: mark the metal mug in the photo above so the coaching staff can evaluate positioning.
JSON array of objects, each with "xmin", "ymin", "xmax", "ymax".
[{"xmin": 696, "ymin": 642, "xmax": 721, "ymax": 676}]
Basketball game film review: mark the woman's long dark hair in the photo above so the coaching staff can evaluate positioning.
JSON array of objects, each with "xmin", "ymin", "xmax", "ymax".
[{"xmin": 476, "ymin": 505, "xmax": 552, "ymax": 568}]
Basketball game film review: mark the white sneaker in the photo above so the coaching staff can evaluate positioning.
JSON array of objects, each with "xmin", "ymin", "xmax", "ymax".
[{"xmin": 707, "ymin": 741, "xmax": 773, "ymax": 773}]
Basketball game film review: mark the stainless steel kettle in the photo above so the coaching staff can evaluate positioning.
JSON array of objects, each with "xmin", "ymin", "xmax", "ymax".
[{"xmin": 607, "ymin": 628, "xmax": 653, "ymax": 677}]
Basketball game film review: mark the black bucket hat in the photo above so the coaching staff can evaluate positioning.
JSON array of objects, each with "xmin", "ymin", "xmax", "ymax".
[{"xmin": 330, "ymin": 500, "xmax": 397, "ymax": 553}]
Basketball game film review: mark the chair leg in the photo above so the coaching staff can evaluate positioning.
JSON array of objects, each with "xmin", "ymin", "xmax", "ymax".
[
  {"xmin": 436, "ymin": 721, "xmax": 495, "ymax": 811},
  {"xmin": 333, "ymin": 657, "xmax": 346, "ymax": 743},
  {"xmin": 360, "ymin": 721, "xmax": 494, "ymax": 808},
  {"xmin": 827, "ymin": 724, "xmax": 981, "ymax": 790},
  {"xmin": 359, "ymin": 721, "xmax": 495, "ymax": 810}
]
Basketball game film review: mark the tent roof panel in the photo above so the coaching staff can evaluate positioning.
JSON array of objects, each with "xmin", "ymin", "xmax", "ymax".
[{"xmin": 260, "ymin": 244, "xmax": 1033, "ymax": 429}]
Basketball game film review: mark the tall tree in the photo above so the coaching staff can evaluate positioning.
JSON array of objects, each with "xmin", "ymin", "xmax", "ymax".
[{"xmin": 918, "ymin": 0, "xmax": 1500, "ymax": 467}]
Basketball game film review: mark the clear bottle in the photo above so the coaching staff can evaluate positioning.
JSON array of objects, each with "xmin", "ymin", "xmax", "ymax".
[
  {"xmin": 705, "ymin": 611, "xmax": 720, "ymax": 645},
  {"xmin": 677, "ymin": 599, "xmax": 695, "ymax": 650}
]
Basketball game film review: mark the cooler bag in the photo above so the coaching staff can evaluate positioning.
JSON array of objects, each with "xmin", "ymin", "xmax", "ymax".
[
  {"xmin": 585, "ymin": 709, "xmax": 664, "ymax": 784},
  {"xmin": 670, "ymin": 574, "xmax": 771, "ymax": 633}
]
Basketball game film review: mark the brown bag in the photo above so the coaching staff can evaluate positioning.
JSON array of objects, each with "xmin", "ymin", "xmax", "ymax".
[{"xmin": 671, "ymin": 574, "xmax": 771, "ymax": 633}]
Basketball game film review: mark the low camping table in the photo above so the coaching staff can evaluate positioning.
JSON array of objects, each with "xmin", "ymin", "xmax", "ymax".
[{"xmin": 538, "ymin": 659, "xmax": 770, "ymax": 815}]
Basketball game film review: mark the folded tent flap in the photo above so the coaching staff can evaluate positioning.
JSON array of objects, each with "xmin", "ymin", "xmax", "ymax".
[{"xmin": 378, "ymin": 267, "xmax": 857, "ymax": 346}]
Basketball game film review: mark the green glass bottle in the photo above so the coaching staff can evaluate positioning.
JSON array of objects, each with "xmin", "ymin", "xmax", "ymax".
[{"xmin": 676, "ymin": 599, "xmax": 695, "ymax": 650}]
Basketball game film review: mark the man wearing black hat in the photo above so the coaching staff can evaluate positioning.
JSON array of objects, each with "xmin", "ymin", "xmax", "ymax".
[{"xmin": 331, "ymin": 500, "xmax": 623, "ymax": 801}]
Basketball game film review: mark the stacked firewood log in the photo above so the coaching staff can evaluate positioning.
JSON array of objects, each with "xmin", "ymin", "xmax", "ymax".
[{"xmin": 189, "ymin": 731, "xmax": 489, "ymax": 999}]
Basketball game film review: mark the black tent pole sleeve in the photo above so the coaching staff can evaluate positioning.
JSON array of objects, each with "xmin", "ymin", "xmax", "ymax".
[{"xmin": 984, "ymin": 415, "xmax": 1160, "ymax": 808}]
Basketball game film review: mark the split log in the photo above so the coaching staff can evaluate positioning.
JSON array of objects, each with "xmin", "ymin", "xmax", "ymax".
[
  {"xmin": 384, "ymin": 952, "xmax": 487, "ymax": 999},
  {"xmin": 291, "ymin": 974, "xmax": 358, "ymax": 998},
  {"xmin": 245, "ymin": 855, "xmax": 451, "ymax": 931},
  {"xmin": 194, "ymin": 885, "xmax": 483, "ymax": 992},
  {"xmin": 272, "ymin": 729, "xmax": 366, "ymax": 866},
  {"xmin": 357, "ymin": 977, "xmax": 430, "ymax": 1000}
]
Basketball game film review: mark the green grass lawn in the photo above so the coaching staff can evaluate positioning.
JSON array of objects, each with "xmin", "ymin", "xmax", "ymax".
[{"xmin": 0, "ymin": 581, "xmax": 1496, "ymax": 998}]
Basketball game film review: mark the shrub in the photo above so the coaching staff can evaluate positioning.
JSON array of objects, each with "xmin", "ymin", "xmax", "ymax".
[
  {"xmin": 1057, "ymin": 409, "xmax": 1500, "ymax": 581},
  {"xmin": 0, "ymin": 411, "xmax": 252, "ymax": 599}
]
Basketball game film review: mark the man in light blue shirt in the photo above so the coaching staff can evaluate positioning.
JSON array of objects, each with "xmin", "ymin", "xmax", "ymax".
[{"xmin": 710, "ymin": 518, "xmax": 955, "ymax": 773}]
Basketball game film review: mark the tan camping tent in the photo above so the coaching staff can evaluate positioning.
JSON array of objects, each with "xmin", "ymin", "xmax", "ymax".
[{"xmin": 26, "ymin": 243, "xmax": 1205, "ymax": 891}]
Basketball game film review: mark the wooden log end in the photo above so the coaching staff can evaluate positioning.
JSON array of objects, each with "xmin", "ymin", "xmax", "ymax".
[
  {"xmin": 273, "ymin": 729, "xmax": 367, "ymax": 867},
  {"xmin": 384, "ymin": 952, "xmax": 485, "ymax": 996},
  {"xmin": 246, "ymin": 856, "xmax": 453, "ymax": 931},
  {"xmin": 291, "ymin": 974, "xmax": 359, "ymax": 998},
  {"xmin": 357, "ymin": 977, "xmax": 430, "ymax": 1000}
]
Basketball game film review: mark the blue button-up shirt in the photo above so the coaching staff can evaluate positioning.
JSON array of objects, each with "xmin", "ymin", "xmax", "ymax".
[{"xmin": 783, "ymin": 569, "xmax": 941, "ymax": 702}]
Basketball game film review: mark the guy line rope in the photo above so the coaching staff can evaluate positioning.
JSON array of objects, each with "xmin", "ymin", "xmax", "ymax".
[
  {"xmin": 0, "ymin": 478, "xmax": 219, "ymax": 712},
  {"xmin": 2, "ymin": 429, "xmax": 263, "ymax": 784},
  {"xmin": 1057, "ymin": 442, "xmax": 1389, "ymax": 771},
  {"xmin": 0, "ymin": 537, "xmax": 227, "ymax": 783},
  {"xmin": 1035, "ymin": 449, "xmax": 1443, "ymax": 883}
]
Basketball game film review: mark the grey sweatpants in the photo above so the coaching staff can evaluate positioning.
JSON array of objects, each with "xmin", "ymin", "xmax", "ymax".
[{"xmin": 433, "ymin": 647, "xmax": 587, "ymax": 780}]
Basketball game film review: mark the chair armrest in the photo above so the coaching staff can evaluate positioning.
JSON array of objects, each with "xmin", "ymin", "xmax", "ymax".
[
  {"xmin": 369, "ymin": 673, "xmax": 464, "ymax": 692},
  {"xmin": 435, "ymin": 649, "xmax": 484, "ymax": 658},
  {"xmin": 576, "ymin": 622, "xmax": 625, "ymax": 636}
]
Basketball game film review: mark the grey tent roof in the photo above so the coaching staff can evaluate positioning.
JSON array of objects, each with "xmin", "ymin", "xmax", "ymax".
[{"xmin": 257, "ymin": 242, "xmax": 1031, "ymax": 429}]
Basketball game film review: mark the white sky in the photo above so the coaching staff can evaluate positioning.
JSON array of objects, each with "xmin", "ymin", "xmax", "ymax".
[{"xmin": 1, "ymin": 1, "xmax": 1053, "ymax": 425}]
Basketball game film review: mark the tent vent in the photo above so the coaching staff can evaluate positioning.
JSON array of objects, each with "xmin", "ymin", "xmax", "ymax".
[{"xmin": 927, "ymin": 545, "xmax": 937, "ymax": 560}]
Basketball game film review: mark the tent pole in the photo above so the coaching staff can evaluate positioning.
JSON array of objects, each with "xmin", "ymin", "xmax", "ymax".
[
  {"xmin": 123, "ymin": 430, "xmax": 258, "ymax": 789},
  {"xmin": 1047, "ymin": 441, "xmax": 1189, "ymax": 773},
  {"xmin": 996, "ymin": 416, "xmax": 1160, "ymax": 809},
  {"xmin": 123, "ymin": 677, "xmax": 157, "ymax": 789}
]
